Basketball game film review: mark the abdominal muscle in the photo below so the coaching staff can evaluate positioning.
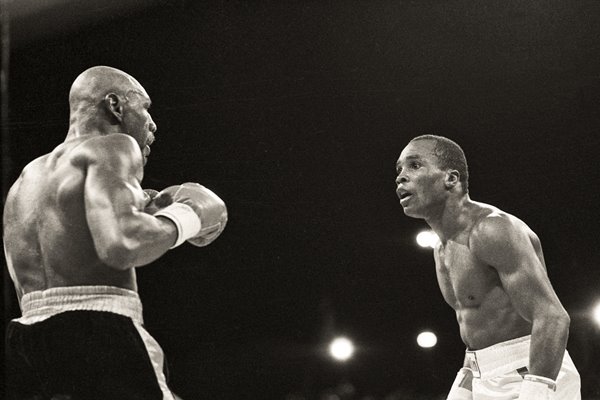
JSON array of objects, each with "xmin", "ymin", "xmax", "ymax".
[
  {"xmin": 436, "ymin": 236, "xmax": 532, "ymax": 350},
  {"xmin": 454, "ymin": 287, "xmax": 531, "ymax": 350}
]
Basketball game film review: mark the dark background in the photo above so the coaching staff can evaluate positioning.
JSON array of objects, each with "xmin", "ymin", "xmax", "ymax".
[{"xmin": 2, "ymin": 1, "xmax": 600, "ymax": 399}]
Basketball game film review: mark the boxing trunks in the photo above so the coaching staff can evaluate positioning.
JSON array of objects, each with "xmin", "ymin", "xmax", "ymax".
[
  {"xmin": 448, "ymin": 335, "xmax": 581, "ymax": 400},
  {"xmin": 5, "ymin": 286, "xmax": 175, "ymax": 400}
]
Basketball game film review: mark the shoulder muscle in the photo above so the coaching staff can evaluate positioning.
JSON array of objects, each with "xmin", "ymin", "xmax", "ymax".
[
  {"xmin": 469, "ymin": 212, "xmax": 535, "ymax": 273},
  {"xmin": 72, "ymin": 134, "xmax": 143, "ymax": 181}
]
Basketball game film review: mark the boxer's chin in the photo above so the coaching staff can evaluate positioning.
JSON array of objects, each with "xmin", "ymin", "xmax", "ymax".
[{"xmin": 402, "ymin": 205, "xmax": 423, "ymax": 219}]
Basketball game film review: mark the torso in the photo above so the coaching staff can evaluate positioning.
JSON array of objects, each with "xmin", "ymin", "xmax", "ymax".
[
  {"xmin": 434, "ymin": 203, "xmax": 535, "ymax": 349},
  {"xmin": 3, "ymin": 136, "xmax": 138, "ymax": 301}
]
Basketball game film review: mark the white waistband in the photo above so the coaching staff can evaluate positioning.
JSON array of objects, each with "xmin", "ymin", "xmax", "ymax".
[
  {"xmin": 465, "ymin": 335, "xmax": 530, "ymax": 380},
  {"xmin": 17, "ymin": 286, "xmax": 144, "ymax": 325}
]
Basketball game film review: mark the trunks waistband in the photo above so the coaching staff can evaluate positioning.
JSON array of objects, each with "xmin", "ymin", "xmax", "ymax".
[
  {"xmin": 17, "ymin": 286, "xmax": 143, "ymax": 325},
  {"xmin": 464, "ymin": 335, "xmax": 530, "ymax": 380}
]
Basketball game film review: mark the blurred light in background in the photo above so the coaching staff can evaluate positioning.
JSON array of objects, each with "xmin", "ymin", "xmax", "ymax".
[
  {"xmin": 416, "ymin": 231, "xmax": 439, "ymax": 249},
  {"xmin": 593, "ymin": 301, "xmax": 600, "ymax": 327},
  {"xmin": 329, "ymin": 337, "xmax": 355, "ymax": 361},
  {"xmin": 416, "ymin": 331, "xmax": 437, "ymax": 348}
]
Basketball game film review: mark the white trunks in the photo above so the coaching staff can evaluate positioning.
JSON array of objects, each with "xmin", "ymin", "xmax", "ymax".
[{"xmin": 455, "ymin": 335, "xmax": 581, "ymax": 400}]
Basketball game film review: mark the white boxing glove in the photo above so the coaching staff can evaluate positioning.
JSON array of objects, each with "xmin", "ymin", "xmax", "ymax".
[
  {"xmin": 447, "ymin": 368, "xmax": 473, "ymax": 400},
  {"xmin": 517, "ymin": 374, "xmax": 556, "ymax": 400},
  {"xmin": 153, "ymin": 182, "xmax": 228, "ymax": 248}
]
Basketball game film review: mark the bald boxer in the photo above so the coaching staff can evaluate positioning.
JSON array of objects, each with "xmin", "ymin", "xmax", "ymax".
[
  {"xmin": 4, "ymin": 66, "xmax": 227, "ymax": 400},
  {"xmin": 395, "ymin": 135, "xmax": 580, "ymax": 400}
]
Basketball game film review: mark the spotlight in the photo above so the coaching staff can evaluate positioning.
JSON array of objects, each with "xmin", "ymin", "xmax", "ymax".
[
  {"xmin": 417, "ymin": 331, "xmax": 437, "ymax": 348},
  {"xmin": 416, "ymin": 231, "xmax": 439, "ymax": 248},
  {"xmin": 329, "ymin": 337, "xmax": 354, "ymax": 361},
  {"xmin": 593, "ymin": 302, "xmax": 600, "ymax": 327}
]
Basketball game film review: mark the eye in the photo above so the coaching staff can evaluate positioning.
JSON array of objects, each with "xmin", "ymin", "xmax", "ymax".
[{"xmin": 410, "ymin": 161, "xmax": 421, "ymax": 169}]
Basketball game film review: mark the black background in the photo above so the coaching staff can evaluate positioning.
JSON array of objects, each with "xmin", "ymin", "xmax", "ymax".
[{"xmin": 3, "ymin": 1, "xmax": 600, "ymax": 399}]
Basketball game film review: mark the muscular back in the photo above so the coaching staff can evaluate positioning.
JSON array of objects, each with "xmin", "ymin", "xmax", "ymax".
[
  {"xmin": 434, "ymin": 203, "xmax": 545, "ymax": 349},
  {"xmin": 4, "ymin": 135, "xmax": 146, "ymax": 300}
]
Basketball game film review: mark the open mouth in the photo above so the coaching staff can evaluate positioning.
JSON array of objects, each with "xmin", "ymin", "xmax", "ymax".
[{"xmin": 398, "ymin": 191, "xmax": 412, "ymax": 204}]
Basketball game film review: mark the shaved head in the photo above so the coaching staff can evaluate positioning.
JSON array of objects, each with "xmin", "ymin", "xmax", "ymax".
[
  {"xmin": 68, "ymin": 66, "xmax": 148, "ymax": 115},
  {"xmin": 65, "ymin": 66, "xmax": 155, "ymax": 151}
]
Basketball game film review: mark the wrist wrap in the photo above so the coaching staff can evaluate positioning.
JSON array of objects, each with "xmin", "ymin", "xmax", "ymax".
[{"xmin": 154, "ymin": 203, "xmax": 201, "ymax": 248}]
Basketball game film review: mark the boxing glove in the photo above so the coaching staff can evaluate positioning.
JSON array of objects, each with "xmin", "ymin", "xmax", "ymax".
[
  {"xmin": 143, "ymin": 189, "xmax": 160, "ymax": 214},
  {"xmin": 517, "ymin": 375, "xmax": 556, "ymax": 400},
  {"xmin": 153, "ymin": 183, "xmax": 227, "ymax": 248}
]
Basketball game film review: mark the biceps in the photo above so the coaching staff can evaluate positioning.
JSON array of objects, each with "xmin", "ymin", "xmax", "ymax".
[
  {"xmin": 498, "ymin": 259, "xmax": 559, "ymax": 322},
  {"xmin": 84, "ymin": 165, "xmax": 141, "ymax": 242}
]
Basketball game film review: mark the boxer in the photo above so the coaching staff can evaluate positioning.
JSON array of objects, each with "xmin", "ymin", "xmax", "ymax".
[
  {"xmin": 4, "ymin": 66, "xmax": 227, "ymax": 399},
  {"xmin": 395, "ymin": 135, "xmax": 581, "ymax": 399}
]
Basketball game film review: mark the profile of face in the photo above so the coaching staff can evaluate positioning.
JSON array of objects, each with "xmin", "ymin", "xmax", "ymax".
[
  {"xmin": 395, "ymin": 140, "xmax": 449, "ymax": 218},
  {"xmin": 120, "ymin": 88, "xmax": 157, "ymax": 166}
]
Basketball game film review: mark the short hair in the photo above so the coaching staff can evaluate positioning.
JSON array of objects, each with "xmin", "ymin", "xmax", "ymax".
[{"xmin": 410, "ymin": 134, "xmax": 469, "ymax": 193}]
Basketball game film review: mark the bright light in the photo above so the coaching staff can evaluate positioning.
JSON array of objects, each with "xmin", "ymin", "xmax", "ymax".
[
  {"xmin": 329, "ymin": 337, "xmax": 355, "ymax": 361},
  {"xmin": 593, "ymin": 302, "xmax": 600, "ymax": 327},
  {"xmin": 416, "ymin": 231, "xmax": 439, "ymax": 248},
  {"xmin": 417, "ymin": 331, "xmax": 438, "ymax": 348}
]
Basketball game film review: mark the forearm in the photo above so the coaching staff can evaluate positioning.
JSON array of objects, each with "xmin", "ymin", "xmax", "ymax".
[
  {"xmin": 95, "ymin": 211, "xmax": 178, "ymax": 269},
  {"xmin": 528, "ymin": 311, "xmax": 570, "ymax": 380},
  {"xmin": 125, "ymin": 214, "xmax": 179, "ymax": 266}
]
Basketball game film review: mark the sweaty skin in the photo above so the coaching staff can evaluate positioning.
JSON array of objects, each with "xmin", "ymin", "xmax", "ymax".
[
  {"xmin": 3, "ymin": 67, "xmax": 177, "ymax": 302},
  {"xmin": 395, "ymin": 139, "xmax": 570, "ymax": 380},
  {"xmin": 433, "ymin": 204, "xmax": 538, "ymax": 349}
]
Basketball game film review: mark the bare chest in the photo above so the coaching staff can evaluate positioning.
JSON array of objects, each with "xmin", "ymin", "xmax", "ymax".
[{"xmin": 435, "ymin": 241, "xmax": 499, "ymax": 308}]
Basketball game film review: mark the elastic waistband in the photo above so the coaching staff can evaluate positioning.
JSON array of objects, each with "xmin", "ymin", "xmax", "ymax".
[
  {"xmin": 465, "ymin": 335, "xmax": 530, "ymax": 380},
  {"xmin": 17, "ymin": 286, "xmax": 143, "ymax": 325}
]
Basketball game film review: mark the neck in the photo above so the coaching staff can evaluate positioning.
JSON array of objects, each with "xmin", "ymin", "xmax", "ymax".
[
  {"xmin": 424, "ymin": 193, "xmax": 471, "ymax": 244},
  {"xmin": 66, "ymin": 112, "xmax": 118, "ymax": 141}
]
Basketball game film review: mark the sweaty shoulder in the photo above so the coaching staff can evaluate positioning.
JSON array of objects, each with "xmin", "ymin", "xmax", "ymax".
[
  {"xmin": 71, "ymin": 134, "xmax": 144, "ymax": 180},
  {"xmin": 468, "ymin": 204, "xmax": 535, "ymax": 267}
]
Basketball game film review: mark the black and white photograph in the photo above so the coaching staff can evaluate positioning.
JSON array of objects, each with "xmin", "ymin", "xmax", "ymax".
[{"xmin": 2, "ymin": 1, "xmax": 600, "ymax": 399}]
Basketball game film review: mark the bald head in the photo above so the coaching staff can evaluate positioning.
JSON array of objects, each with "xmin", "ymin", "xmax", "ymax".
[{"xmin": 69, "ymin": 66, "xmax": 148, "ymax": 114}]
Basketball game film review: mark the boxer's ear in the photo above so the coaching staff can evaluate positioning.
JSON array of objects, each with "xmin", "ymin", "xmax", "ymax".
[
  {"xmin": 104, "ymin": 93, "xmax": 124, "ymax": 123},
  {"xmin": 445, "ymin": 169, "xmax": 460, "ymax": 190}
]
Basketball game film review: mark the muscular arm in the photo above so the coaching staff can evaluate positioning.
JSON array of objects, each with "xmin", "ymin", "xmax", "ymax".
[
  {"xmin": 470, "ymin": 214, "xmax": 570, "ymax": 380},
  {"xmin": 80, "ymin": 134, "xmax": 177, "ymax": 269}
]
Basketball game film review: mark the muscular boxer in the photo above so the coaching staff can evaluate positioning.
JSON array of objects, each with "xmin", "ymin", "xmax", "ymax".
[
  {"xmin": 395, "ymin": 135, "xmax": 580, "ymax": 400},
  {"xmin": 3, "ymin": 66, "xmax": 227, "ymax": 400}
]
